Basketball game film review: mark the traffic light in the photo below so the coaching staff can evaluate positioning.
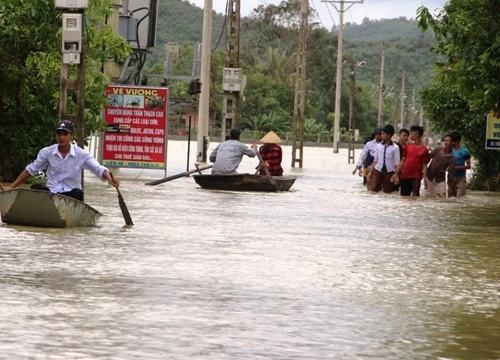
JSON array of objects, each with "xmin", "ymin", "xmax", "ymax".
[{"xmin": 195, "ymin": 79, "xmax": 202, "ymax": 94}]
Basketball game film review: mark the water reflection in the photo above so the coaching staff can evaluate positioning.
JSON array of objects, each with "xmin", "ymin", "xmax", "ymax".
[{"xmin": 0, "ymin": 141, "xmax": 499, "ymax": 359}]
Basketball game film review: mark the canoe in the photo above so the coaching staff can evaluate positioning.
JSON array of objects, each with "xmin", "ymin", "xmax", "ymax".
[
  {"xmin": 0, "ymin": 188, "xmax": 102, "ymax": 228},
  {"xmin": 193, "ymin": 174, "xmax": 297, "ymax": 192}
]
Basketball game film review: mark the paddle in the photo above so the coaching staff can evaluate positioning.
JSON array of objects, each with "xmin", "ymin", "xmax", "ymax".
[
  {"xmin": 256, "ymin": 152, "xmax": 280, "ymax": 192},
  {"xmin": 110, "ymin": 173, "xmax": 133, "ymax": 226},
  {"xmin": 145, "ymin": 164, "xmax": 213, "ymax": 186}
]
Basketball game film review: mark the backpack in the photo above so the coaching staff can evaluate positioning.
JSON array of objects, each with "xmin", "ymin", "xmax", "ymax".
[{"xmin": 364, "ymin": 151, "xmax": 375, "ymax": 168}]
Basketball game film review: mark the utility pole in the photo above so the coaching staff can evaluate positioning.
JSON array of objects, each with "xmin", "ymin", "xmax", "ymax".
[
  {"xmin": 324, "ymin": 0, "xmax": 364, "ymax": 153},
  {"xmin": 394, "ymin": 92, "xmax": 399, "ymax": 132},
  {"xmin": 400, "ymin": 70, "xmax": 405, "ymax": 130},
  {"xmin": 197, "ymin": 0, "xmax": 213, "ymax": 163},
  {"xmin": 56, "ymin": 2, "xmax": 88, "ymax": 196},
  {"xmin": 291, "ymin": 0, "xmax": 308, "ymax": 168},
  {"xmin": 377, "ymin": 43, "xmax": 385, "ymax": 126},
  {"xmin": 409, "ymin": 86, "xmax": 416, "ymax": 128},
  {"xmin": 221, "ymin": 0, "xmax": 240, "ymax": 141},
  {"xmin": 348, "ymin": 57, "xmax": 355, "ymax": 164}
]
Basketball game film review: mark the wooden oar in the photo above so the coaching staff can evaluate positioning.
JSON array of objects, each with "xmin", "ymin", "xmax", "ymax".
[
  {"xmin": 110, "ymin": 173, "xmax": 133, "ymax": 226},
  {"xmin": 256, "ymin": 152, "xmax": 280, "ymax": 192},
  {"xmin": 145, "ymin": 164, "xmax": 213, "ymax": 186}
]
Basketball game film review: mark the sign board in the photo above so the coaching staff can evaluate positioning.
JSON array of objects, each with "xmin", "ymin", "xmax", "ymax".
[
  {"xmin": 486, "ymin": 111, "xmax": 500, "ymax": 150},
  {"xmin": 103, "ymin": 86, "xmax": 168, "ymax": 168}
]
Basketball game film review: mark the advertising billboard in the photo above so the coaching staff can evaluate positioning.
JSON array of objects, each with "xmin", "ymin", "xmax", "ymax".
[
  {"xmin": 486, "ymin": 111, "xmax": 500, "ymax": 150},
  {"xmin": 103, "ymin": 85, "xmax": 168, "ymax": 168}
]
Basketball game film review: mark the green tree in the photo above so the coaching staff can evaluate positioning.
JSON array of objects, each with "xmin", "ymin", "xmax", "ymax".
[
  {"xmin": 417, "ymin": 0, "xmax": 500, "ymax": 190},
  {"xmin": 0, "ymin": 0, "xmax": 130, "ymax": 181}
]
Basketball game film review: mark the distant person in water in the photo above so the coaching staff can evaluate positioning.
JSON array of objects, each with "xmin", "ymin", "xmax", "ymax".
[
  {"xmin": 353, "ymin": 126, "xmax": 383, "ymax": 190},
  {"xmin": 393, "ymin": 125, "xmax": 430, "ymax": 197},
  {"xmin": 258, "ymin": 131, "xmax": 283, "ymax": 176},
  {"xmin": 425, "ymin": 133, "xmax": 456, "ymax": 198},
  {"xmin": 1, "ymin": 120, "xmax": 118, "ymax": 201},
  {"xmin": 448, "ymin": 131, "xmax": 471, "ymax": 197},
  {"xmin": 209, "ymin": 128, "xmax": 258, "ymax": 175},
  {"xmin": 368, "ymin": 124, "xmax": 400, "ymax": 193}
]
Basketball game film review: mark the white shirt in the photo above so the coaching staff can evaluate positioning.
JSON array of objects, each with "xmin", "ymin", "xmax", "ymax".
[
  {"xmin": 209, "ymin": 140, "xmax": 257, "ymax": 175},
  {"xmin": 373, "ymin": 142, "xmax": 400, "ymax": 172},
  {"xmin": 357, "ymin": 139, "xmax": 379, "ymax": 169},
  {"xmin": 26, "ymin": 144, "xmax": 108, "ymax": 193}
]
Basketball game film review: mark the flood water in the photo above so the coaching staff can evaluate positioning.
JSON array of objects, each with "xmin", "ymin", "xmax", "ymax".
[{"xmin": 1, "ymin": 140, "xmax": 499, "ymax": 359}]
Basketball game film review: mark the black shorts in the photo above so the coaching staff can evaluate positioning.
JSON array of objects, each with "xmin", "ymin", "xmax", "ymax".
[{"xmin": 399, "ymin": 178, "xmax": 421, "ymax": 197}]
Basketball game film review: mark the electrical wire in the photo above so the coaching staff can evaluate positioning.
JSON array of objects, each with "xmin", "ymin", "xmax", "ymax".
[
  {"xmin": 212, "ymin": 0, "xmax": 228, "ymax": 56},
  {"xmin": 310, "ymin": 0, "xmax": 327, "ymax": 29},
  {"xmin": 325, "ymin": 3, "xmax": 337, "ymax": 29}
]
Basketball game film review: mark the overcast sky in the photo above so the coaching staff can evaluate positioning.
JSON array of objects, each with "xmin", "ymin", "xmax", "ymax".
[{"xmin": 190, "ymin": 0, "xmax": 446, "ymax": 30}]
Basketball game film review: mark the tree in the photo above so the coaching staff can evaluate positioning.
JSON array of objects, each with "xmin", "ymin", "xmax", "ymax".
[
  {"xmin": 0, "ymin": 0, "xmax": 130, "ymax": 181},
  {"xmin": 417, "ymin": 0, "xmax": 500, "ymax": 190}
]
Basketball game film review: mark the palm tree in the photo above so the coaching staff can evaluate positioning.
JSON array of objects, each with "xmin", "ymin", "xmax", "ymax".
[
  {"xmin": 263, "ymin": 47, "xmax": 296, "ymax": 90},
  {"xmin": 304, "ymin": 118, "xmax": 330, "ymax": 142}
]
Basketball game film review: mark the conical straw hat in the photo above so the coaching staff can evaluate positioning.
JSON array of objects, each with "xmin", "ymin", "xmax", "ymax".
[{"xmin": 260, "ymin": 131, "xmax": 282, "ymax": 144}]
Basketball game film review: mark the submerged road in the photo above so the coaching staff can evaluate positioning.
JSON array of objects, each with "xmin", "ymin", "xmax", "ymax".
[{"xmin": 1, "ymin": 141, "xmax": 499, "ymax": 359}]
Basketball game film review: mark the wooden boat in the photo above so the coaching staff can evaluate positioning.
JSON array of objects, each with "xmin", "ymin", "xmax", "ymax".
[
  {"xmin": 0, "ymin": 188, "xmax": 101, "ymax": 228},
  {"xmin": 193, "ymin": 174, "xmax": 297, "ymax": 192}
]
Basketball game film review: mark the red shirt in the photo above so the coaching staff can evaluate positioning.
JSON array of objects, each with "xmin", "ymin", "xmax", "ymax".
[
  {"xmin": 259, "ymin": 144, "xmax": 283, "ymax": 176},
  {"xmin": 401, "ymin": 143, "xmax": 429, "ymax": 179}
]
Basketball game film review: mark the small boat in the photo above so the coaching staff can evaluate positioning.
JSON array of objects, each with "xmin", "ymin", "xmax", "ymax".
[
  {"xmin": 0, "ymin": 188, "xmax": 101, "ymax": 228},
  {"xmin": 193, "ymin": 174, "xmax": 297, "ymax": 192}
]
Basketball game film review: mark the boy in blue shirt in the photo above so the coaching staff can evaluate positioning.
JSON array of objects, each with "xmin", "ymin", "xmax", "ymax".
[{"xmin": 448, "ymin": 131, "xmax": 471, "ymax": 197}]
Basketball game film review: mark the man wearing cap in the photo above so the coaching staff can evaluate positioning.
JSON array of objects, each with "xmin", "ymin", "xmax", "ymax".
[
  {"xmin": 367, "ymin": 124, "xmax": 400, "ymax": 193},
  {"xmin": 352, "ymin": 126, "xmax": 383, "ymax": 190},
  {"xmin": 258, "ymin": 131, "xmax": 283, "ymax": 176},
  {"xmin": 2, "ymin": 120, "xmax": 118, "ymax": 201},
  {"xmin": 209, "ymin": 128, "xmax": 258, "ymax": 175}
]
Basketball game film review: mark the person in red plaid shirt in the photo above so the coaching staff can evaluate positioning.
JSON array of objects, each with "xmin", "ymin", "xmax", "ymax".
[{"xmin": 258, "ymin": 131, "xmax": 283, "ymax": 176}]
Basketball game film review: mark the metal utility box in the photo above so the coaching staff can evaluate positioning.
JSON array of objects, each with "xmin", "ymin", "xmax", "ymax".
[
  {"xmin": 128, "ymin": 0, "xmax": 159, "ymax": 49},
  {"xmin": 62, "ymin": 14, "xmax": 83, "ymax": 64},
  {"xmin": 119, "ymin": 16, "xmax": 139, "ymax": 42},
  {"xmin": 55, "ymin": 0, "xmax": 88, "ymax": 9},
  {"xmin": 222, "ymin": 68, "xmax": 243, "ymax": 92}
]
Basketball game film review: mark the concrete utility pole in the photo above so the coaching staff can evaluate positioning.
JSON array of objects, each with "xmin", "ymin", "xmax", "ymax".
[
  {"xmin": 221, "ymin": 0, "xmax": 240, "ymax": 141},
  {"xmin": 409, "ymin": 86, "xmax": 416, "ymax": 128},
  {"xmin": 197, "ymin": 0, "xmax": 213, "ymax": 163},
  {"xmin": 348, "ymin": 58, "xmax": 355, "ymax": 164},
  {"xmin": 400, "ymin": 70, "xmax": 405, "ymax": 130},
  {"xmin": 393, "ymin": 92, "xmax": 399, "ymax": 132},
  {"xmin": 291, "ymin": 0, "xmax": 308, "ymax": 168},
  {"xmin": 377, "ymin": 43, "xmax": 385, "ymax": 126},
  {"xmin": 323, "ymin": 0, "xmax": 363, "ymax": 153},
  {"xmin": 57, "ymin": 5, "xmax": 87, "ymax": 197}
]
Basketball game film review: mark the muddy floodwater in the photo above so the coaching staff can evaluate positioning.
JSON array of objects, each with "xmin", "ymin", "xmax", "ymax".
[{"xmin": 1, "ymin": 141, "xmax": 499, "ymax": 359}]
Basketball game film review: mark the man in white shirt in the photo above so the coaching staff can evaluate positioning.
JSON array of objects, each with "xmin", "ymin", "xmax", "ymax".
[
  {"xmin": 210, "ymin": 128, "xmax": 258, "ymax": 175},
  {"xmin": 368, "ymin": 124, "xmax": 400, "ymax": 193},
  {"xmin": 352, "ymin": 126, "xmax": 382, "ymax": 190},
  {"xmin": 2, "ymin": 120, "xmax": 118, "ymax": 201}
]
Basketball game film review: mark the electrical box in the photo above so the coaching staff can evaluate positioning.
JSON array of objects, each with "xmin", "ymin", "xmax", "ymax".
[
  {"xmin": 222, "ymin": 68, "xmax": 243, "ymax": 92},
  {"xmin": 119, "ymin": 15, "xmax": 138, "ymax": 42},
  {"xmin": 55, "ymin": 0, "xmax": 88, "ymax": 9},
  {"xmin": 62, "ymin": 14, "xmax": 83, "ymax": 64},
  {"xmin": 128, "ymin": 0, "xmax": 159, "ymax": 49}
]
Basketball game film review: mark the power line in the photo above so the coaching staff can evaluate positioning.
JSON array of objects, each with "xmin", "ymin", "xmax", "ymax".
[
  {"xmin": 325, "ymin": 3, "xmax": 337, "ymax": 28},
  {"xmin": 311, "ymin": 0, "xmax": 327, "ymax": 29}
]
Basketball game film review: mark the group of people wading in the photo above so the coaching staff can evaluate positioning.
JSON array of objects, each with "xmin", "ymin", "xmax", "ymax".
[
  {"xmin": 354, "ymin": 124, "xmax": 471, "ymax": 197},
  {"xmin": 210, "ymin": 128, "xmax": 284, "ymax": 177}
]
